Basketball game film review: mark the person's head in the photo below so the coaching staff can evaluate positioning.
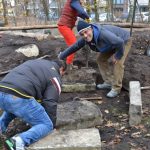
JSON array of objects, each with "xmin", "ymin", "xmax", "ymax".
[
  {"xmin": 80, "ymin": 0, "xmax": 86, "ymax": 6},
  {"xmin": 54, "ymin": 60, "xmax": 67, "ymax": 76},
  {"xmin": 77, "ymin": 20, "xmax": 93, "ymax": 42}
]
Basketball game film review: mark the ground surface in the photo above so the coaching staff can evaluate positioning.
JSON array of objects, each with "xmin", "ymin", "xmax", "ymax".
[{"xmin": 0, "ymin": 29, "xmax": 150, "ymax": 150}]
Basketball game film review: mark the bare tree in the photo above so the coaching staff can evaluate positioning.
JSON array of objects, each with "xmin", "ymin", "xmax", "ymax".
[
  {"xmin": 86, "ymin": 0, "xmax": 92, "ymax": 17},
  {"xmin": 2, "ymin": 0, "xmax": 8, "ymax": 25},
  {"xmin": 41, "ymin": 0, "xmax": 49, "ymax": 23},
  {"xmin": 8, "ymin": 0, "xmax": 17, "ymax": 26},
  {"xmin": 56, "ymin": 0, "xmax": 64, "ymax": 17},
  {"xmin": 110, "ymin": 0, "xmax": 114, "ymax": 21},
  {"xmin": 94, "ymin": 0, "xmax": 99, "ymax": 21},
  {"xmin": 32, "ymin": 0, "xmax": 36, "ymax": 17},
  {"xmin": 24, "ymin": 0, "xmax": 29, "ymax": 25},
  {"xmin": 127, "ymin": 0, "xmax": 134, "ymax": 22},
  {"xmin": 148, "ymin": 0, "xmax": 150, "ymax": 22}
]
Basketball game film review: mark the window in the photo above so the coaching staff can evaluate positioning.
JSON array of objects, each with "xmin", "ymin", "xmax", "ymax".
[{"xmin": 114, "ymin": 0, "xmax": 124, "ymax": 4}]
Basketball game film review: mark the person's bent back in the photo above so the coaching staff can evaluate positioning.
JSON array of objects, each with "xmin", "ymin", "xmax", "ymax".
[{"xmin": 0, "ymin": 59, "xmax": 66, "ymax": 150}]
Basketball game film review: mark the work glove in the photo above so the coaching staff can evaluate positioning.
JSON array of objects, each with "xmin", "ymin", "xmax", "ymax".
[{"xmin": 85, "ymin": 18, "xmax": 92, "ymax": 23}]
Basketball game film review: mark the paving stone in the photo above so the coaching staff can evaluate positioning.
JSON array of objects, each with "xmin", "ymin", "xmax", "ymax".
[
  {"xmin": 129, "ymin": 81, "xmax": 142, "ymax": 126},
  {"xmin": 62, "ymin": 83, "xmax": 96, "ymax": 92},
  {"xmin": 62, "ymin": 68, "xmax": 96, "ymax": 85},
  {"xmin": 28, "ymin": 128, "xmax": 101, "ymax": 150},
  {"xmin": 15, "ymin": 44, "xmax": 39, "ymax": 57},
  {"xmin": 56, "ymin": 100, "xmax": 103, "ymax": 130}
]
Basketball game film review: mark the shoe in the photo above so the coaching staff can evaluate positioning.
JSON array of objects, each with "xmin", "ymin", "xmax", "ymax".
[
  {"xmin": 106, "ymin": 89, "xmax": 119, "ymax": 98},
  {"xmin": 5, "ymin": 138, "xmax": 15, "ymax": 150},
  {"xmin": 97, "ymin": 82, "xmax": 111, "ymax": 90},
  {"xmin": 5, "ymin": 136, "xmax": 25, "ymax": 150}
]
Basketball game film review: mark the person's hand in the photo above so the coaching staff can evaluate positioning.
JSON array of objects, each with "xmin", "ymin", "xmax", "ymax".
[
  {"xmin": 112, "ymin": 55, "xmax": 118, "ymax": 64},
  {"xmin": 58, "ymin": 52, "xmax": 62, "ymax": 60},
  {"xmin": 85, "ymin": 18, "xmax": 92, "ymax": 23},
  {"xmin": 58, "ymin": 51, "xmax": 66, "ymax": 61}
]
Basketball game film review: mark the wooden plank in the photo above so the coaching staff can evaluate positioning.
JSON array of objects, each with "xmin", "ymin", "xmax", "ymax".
[
  {"xmin": 0, "ymin": 23, "xmax": 150, "ymax": 31},
  {"xmin": 80, "ymin": 97, "xmax": 102, "ymax": 101},
  {"xmin": 0, "ymin": 24, "xmax": 57, "ymax": 31}
]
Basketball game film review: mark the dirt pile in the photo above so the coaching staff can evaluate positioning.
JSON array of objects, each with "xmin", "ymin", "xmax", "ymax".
[{"xmin": 0, "ymin": 34, "xmax": 66, "ymax": 73}]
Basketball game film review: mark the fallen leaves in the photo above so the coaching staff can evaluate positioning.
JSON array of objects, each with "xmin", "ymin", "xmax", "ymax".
[
  {"xmin": 113, "ymin": 135, "xmax": 122, "ymax": 144},
  {"xmin": 118, "ymin": 126, "xmax": 126, "ymax": 130},
  {"xmin": 131, "ymin": 132, "xmax": 142, "ymax": 138}
]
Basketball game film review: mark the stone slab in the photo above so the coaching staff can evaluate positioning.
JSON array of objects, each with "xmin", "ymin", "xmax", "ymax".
[
  {"xmin": 129, "ymin": 81, "xmax": 142, "ymax": 126},
  {"xmin": 28, "ymin": 128, "xmax": 101, "ymax": 150},
  {"xmin": 62, "ymin": 68, "xmax": 96, "ymax": 85},
  {"xmin": 62, "ymin": 83, "xmax": 96, "ymax": 92},
  {"xmin": 15, "ymin": 44, "xmax": 39, "ymax": 57},
  {"xmin": 56, "ymin": 100, "xmax": 103, "ymax": 130}
]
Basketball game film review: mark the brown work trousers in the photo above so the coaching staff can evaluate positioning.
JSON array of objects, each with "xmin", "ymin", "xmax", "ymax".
[{"xmin": 96, "ymin": 39, "xmax": 132, "ymax": 92}]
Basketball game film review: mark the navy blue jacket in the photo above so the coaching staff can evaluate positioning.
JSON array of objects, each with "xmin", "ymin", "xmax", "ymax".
[
  {"xmin": 59, "ymin": 24, "xmax": 130, "ymax": 60},
  {"xmin": 0, "ymin": 59, "xmax": 62, "ymax": 126}
]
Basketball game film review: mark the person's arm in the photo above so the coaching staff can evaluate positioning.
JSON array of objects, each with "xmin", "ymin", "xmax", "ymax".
[
  {"xmin": 70, "ymin": 0, "xmax": 89, "ymax": 20},
  {"xmin": 102, "ymin": 29, "xmax": 124, "ymax": 60},
  {"xmin": 42, "ymin": 77, "xmax": 61, "ymax": 127},
  {"xmin": 59, "ymin": 38, "xmax": 86, "ymax": 60}
]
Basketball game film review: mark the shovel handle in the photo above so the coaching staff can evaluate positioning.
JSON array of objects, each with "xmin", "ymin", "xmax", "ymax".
[{"xmin": 141, "ymin": 86, "xmax": 150, "ymax": 90}]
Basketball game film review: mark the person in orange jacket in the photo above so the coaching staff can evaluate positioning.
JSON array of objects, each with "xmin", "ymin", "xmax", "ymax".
[{"xmin": 57, "ymin": 0, "xmax": 90, "ymax": 67}]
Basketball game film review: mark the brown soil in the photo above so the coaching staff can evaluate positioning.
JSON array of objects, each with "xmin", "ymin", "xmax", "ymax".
[{"xmin": 0, "ymin": 30, "xmax": 150, "ymax": 150}]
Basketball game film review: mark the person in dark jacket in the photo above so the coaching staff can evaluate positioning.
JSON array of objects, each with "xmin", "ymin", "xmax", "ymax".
[
  {"xmin": 59, "ymin": 20, "xmax": 132, "ymax": 98},
  {"xmin": 57, "ymin": 0, "xmax": 90, "ymax": 68},
  {"xmin": 0, "ymin": 59, "xmax": 66, "ymax": 150}
]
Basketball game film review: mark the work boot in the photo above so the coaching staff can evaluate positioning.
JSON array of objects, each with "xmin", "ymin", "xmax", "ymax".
[
  {"xmin": 96, "ymin": 82, "xmax": 111, "ymax": 90},
  {"xmin": 106, "ymin": 89, "xmax": 119, "ymax": 98},
  {"xmin": 5, "ymin": 136, "xmax": 25, "ymax": 150}
]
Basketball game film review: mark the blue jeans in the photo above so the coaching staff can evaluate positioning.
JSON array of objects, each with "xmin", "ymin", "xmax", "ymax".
[{"xmin": 0, "ymin": 92, "xmax": 53, "ymax": 146}]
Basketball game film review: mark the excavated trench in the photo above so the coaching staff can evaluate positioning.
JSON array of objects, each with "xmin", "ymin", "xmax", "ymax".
[{"xmin": 0, "ymin": 30, "xmax": 150, "ymax": 150}]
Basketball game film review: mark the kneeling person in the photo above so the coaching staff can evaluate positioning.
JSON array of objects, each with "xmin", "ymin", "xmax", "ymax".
[{"xmin": 0, "ymin": 59, "xmax": 66, "ymax": 150}]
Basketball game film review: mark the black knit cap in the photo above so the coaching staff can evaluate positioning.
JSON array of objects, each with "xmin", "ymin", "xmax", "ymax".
[{"xmin": 77, "ymin": 20, "xmax": 91, "ymax": 34}]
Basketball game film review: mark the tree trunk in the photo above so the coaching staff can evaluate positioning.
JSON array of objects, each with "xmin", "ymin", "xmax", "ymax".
[
  {"xmin": 2, "ymin": 0, "xmax": 8, "ymax": 25},
  {"xmin": 127, "ymin": 0, "xmax": 134, "ymax": 22},
  {"xmin": 130, "ymin": 0, "xmax": 137, "ymax": 35},
  {"xmin": 110, "ymin": 0, "xmax": 114, "ymax": 21},
  {"xmin": 24, "ymin": 0, "xmax": 29, "ymax": 25},
  {"xmin": 8, "ymin": 0, "xmax": 17, "ymax": 26},
  {"xmin": 94, "ymin": 0, "xmax": 99, "ymax": 22},
  {"xmin": 86, "ymin": 0, "xmax": 91, "ymax": 17},
  {"xmin": 41, "ymin": 0, "xmax": 49, "ymax": 23},
  {"xmin": 56, "ymin": 0, "xmax": 63, "ymax": 17},
  {"xmin": 148, "ymin": 0, "xmax": 150, "ymax": 22},
  {"xmin": 32, "ymin": 0, "xmax": 36, "ymax": 17}
]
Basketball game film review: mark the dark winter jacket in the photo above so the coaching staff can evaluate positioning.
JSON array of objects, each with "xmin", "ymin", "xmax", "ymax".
[
  {"xmin": 0, "ymin": 59, "xmax": 62, "ymax": 126},
  {"xmin": 58, "ymin": 0, "xmax": 89, "ymax": 29},
  {"xmin": 59, "ymin": 23, "xmax": 130, "ymax": 60}
]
